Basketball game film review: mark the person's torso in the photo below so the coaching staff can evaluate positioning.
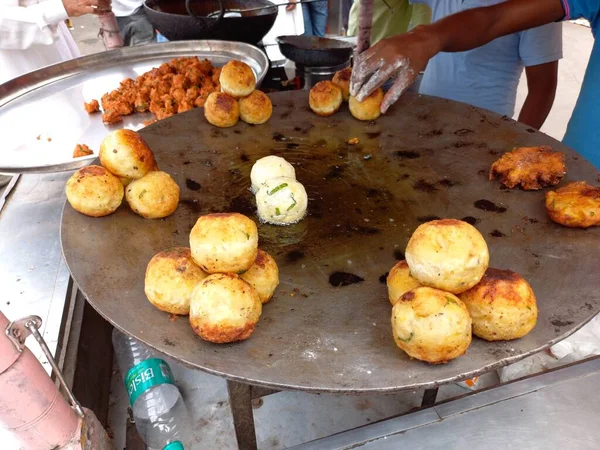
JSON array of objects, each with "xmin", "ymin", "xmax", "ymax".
[
  {"xmin": 111, "ymin": 0, "xmax": 146, "ymax": 17},
  {"xmin": 563, "ymin": 14, "xmax": 600, "ymax": 167},
  {"xmin": 419, "ymin": 0, "xmax": 524, "ymax": 117},
  {"xmin": 348, "ymin": 0, "xmax": 416, "ymax": 44}
]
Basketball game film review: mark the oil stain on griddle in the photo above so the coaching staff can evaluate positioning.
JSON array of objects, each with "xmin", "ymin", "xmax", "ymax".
[
  {"xmin": 228, "ymin": 196, "xmax": 255, "ymax": 217},
  {"xmin": 379, "ymin": 272, "xmax": 389, "ymax": 284},
  {"xmin": 329, "ymin": 272, "xmax": 365, "ymax": 287},
  {"xmin": 180, "ymin": 199, "xmax": 202, "ymax": 213},
  {"xmin": 394, "ymin": 150, "xmax": 420, "ymax": 159},
  {"xmin": 461, "ymin": 216, "xmax": 480, "ymax": 225},
  {"xmin": 393, "ymin": 249, "xmax": 405, "ymax": 260},
  {"xmin": 474, "ymin": 199, "xmax": 507, "ymax": 213},
  {"xmin": 185, "ymin": 178, "xmax": 201, "ymax": 191}
]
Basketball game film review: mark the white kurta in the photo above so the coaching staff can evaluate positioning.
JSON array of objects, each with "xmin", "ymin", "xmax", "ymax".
[{"xmin": 0, "ymin": 0, "xmax": 80, "ymax": 84}]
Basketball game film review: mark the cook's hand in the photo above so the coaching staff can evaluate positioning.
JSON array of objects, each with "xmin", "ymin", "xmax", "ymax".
[
  {"xmin": 63, "ymin": 0, "xmax": 112, "ymax": 17},
  {"xmin": 350, "ymin": 28, "xmax": 441, "ymax": 114},
  {"xmin": 286, "ymin": 0, "xmax": 297, "ymax": 12}
]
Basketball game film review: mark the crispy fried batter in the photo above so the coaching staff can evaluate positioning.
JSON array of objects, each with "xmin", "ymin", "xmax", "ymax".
[
  {"xmin": 72, "ymin": 144, "xmax": 94, "ymax": 158},
  {"xmin": 489, "ymin": 146, "xmax": 566, "ymax": 190},
  {"xmin": 90, "ymin": 57, "xmax": 221, "ymax": 122},
  {"xmin": 545, "ymin": 181, "xmax": 600, "ymax": 228},
  {"xmin": 84, "ymin": 100, "xmax": 100, "ymax": 114}
]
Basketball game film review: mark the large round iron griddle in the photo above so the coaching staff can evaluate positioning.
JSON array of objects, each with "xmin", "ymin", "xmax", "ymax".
[{"xmin": 61, "ymin": 91, "xmax": 600, "ymax": 393}]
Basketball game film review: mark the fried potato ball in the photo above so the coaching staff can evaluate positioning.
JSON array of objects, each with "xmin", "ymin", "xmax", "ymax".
[
  {"xmin": 189, "ymin": 273, "xmax": 262, "ymax": 343},
  {"xmin": 256, "ymin": 177, "xmax": 308, "ymax": 225},
  {"xmin": 489, "ymin": 146, "xmax": 566, "ymax": 190},
  {"xmin": 99, "ymin": 129, "xmax": 158, "ymax": 179},
  {"xmin": 332, "ymin": 67, "xmax": 351, "ymax": 101},
  {"xmin": 459, "ymin": 268, "xmax": 538, "ymax": 341},
  {"xmin": 250, "ymin": 155, "xmax": 296, "ymax": 193},
  {"xmin": 189, "ymin": 213, "xmax": 259, "ymax": 274},
  {"xmin": 405, "ymin": 219, "xmax": 489, "ymax": 294},
  {"xmin": 239, "ymin": 90, "xmax": 273, "ymax": 125},
  {"xmin": 309, "ymin": 81, "xmax": 343, "ymax": 117},
  {"xmin": 349, "ymin": 88, "xmax": 384, "ymax": 121},
  {"xmin": 65, "ymin": 165, "xmax": 124, "ymax": 217},
  {"xmin": 125, "ymin": 171, "xmax": 180, "ymax": 219},
  {"xmin": 545, "ymin": 181, "xmax": 600, "ymax": 228},
  {"xmin": 145, "ymin": 247, "xmax": 208, "ymax": 315},
  {"xmin": 204, "ymin": 92, "xmax": 240, "ymax": 128},
  {"xmin": 387, "ymin": 260, "xmax": 421, "ymax": 305},
  {"xmin": 219, "ymin": 60, "xmax": 256, "ymax": 98},
  {"xmin": 241, "ymin": 249, "xmax": 279, "ymax": 304},
  {"xmin": 392, "ymin": 287, "xmax": 472, "ymax": 364}
]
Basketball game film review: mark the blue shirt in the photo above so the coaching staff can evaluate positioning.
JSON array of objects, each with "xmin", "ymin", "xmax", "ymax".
[
  {"xmin": 561, "ymin": 0, "xmax": 600, "ymax": 168},
  {"xmin": 413, "ymin": 0, "xmax": 563, "ymax": 118}
]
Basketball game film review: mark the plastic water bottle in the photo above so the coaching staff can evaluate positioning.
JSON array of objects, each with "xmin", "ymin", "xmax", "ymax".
[{"xmin": 112, "ymin": 329, "xmax": 191, "ymax": 450}]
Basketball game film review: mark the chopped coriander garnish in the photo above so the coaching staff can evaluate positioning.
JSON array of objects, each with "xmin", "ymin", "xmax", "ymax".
[
  {"xmin": 445, "ymin": 296, "xmax": 457, "ymax": 306},
  {"xmin": 590, "ymin": 211, "xmax": 595, "ymax": 217},
  {"xmin": 242, "ymin": 231, "xmax": 250, "ymax": 240},
  {"xmin": 268, "ymin": 183, "xmax": 288, "ymax": 195},
  {"xmin": 275, "ymin": 207, "xmax": 281, "ymax": 215},
  {"xmin": 138, "ymin": 189, "xmax": 147, "ymax": 199},
  {"xmin": 287, "ymin": 194, "xmax": 297, "ymax": 211}
]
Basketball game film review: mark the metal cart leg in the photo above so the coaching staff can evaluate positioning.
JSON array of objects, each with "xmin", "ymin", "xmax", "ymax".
[
  {"xmin": 421, "ymin": 388, "xmax": 439, "ymax": 407},
  {"xmin": 227, "ymin": 380, "xmax": 258, "ymax": 450}
]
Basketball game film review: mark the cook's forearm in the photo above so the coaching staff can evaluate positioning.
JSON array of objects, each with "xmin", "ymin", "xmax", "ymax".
[{"xmin": 418, "ymin": 0, "xmax": 565, "ymax": 56}]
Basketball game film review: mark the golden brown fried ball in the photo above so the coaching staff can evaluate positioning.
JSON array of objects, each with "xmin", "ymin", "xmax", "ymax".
[
  {"xmin": 545, "ymin": 181, "xmax": 600, "ymax": 228},
  {"xmin": 309, "ymin": 81, "xmax": 343, "ymax": 117},
  {"xmin": 239, "ymin": 90, "xmax": 273, "ymax": 125},
  {"xmin": 189, "ymin": 213, "xmax": 259, "ymax": 274},
  {"xmin": 489, "ymin": 146, "xmax": 566, "ymax": 190},
  {"xmin": 387, "ymin": 260, "xmax": 421, "ymax": 305},
  {"xmin": 189, "ymin": 273, "xmax": 262, "ymax": 343},
  {"xmin": 240, "ymin": 249, "xmax": 279, "ymax": 304},
  {"xmin": 204, "ymin": 92, "xmax": 240, "ymax": 128},
  {"xmin": 219, "ymin": 60, "xmax": 256, "ymax": 98},
  {"xmin": 99, "ymin": 129, "xmax": 158, "ymax": 179},
  {"xmin": 349, "ymin": 88, "xmax": 384, "ymax": 121},
  {"xmin": 459, "ymin": 268, "xmax": 538, "ymax": 341},
  {"xmin": 405, "ymin": 219, "xmax": 489, "ymax": 294},
  {"xmin": 65, "ymin": 165, "xmax": 124, "ymax": 217},
  {"xmin": 145, "ymin": 247, "xmax": 208, "ymax": 315},
  {"xmin": 125, "ymin": 171, "xmax": 180, "ymax": 219},
  {"xmin": 331, "ymin": 67, "xmax": 352, "ymax": 101},
  {"xmin": 392, "ymin": 287, "xmax": 472, "ymax": 364}
]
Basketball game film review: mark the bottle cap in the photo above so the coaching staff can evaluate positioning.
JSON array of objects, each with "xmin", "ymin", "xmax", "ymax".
[{"xmin": 163, "ymin": 442, "xmax": 184, "ymax": 450}]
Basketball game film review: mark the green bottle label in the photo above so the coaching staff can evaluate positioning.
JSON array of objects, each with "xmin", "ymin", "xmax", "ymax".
[
  {"xmin": 163, "ymin": 441, "xmax": 184, "ymax": 450},
  {"xmin": 124, "ymin": 358, "xmax": 175, "ymax": 406}
]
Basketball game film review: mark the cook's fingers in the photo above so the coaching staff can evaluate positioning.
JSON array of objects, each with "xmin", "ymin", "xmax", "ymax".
[
  {"xmin": 350, "ymin": 55, "xmax": 383, "ymax": 97},
  {"xmin": 381, "ymin": 67, "xmax": 415, "ymax": 114},
  {"xmin": 356, "ymin": 63, "xmax": 396, "ymax": 102}
]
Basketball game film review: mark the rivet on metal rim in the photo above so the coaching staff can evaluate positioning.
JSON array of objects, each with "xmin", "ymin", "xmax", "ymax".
[{"xmin": 5, "ymin": 315, "xmax": 85, "ymax": 418}]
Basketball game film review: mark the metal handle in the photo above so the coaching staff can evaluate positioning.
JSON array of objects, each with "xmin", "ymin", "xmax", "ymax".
[
  {"xmin": 221, "ymin": 0, "xmax": 327, "ymax": 14},
  {"xmin": 185, "ymin": 0, "xmax": 224, "ymax": 30},
  {"xmin": 6, "ymin": 315, "xmax": 85, "ymax": 418}
]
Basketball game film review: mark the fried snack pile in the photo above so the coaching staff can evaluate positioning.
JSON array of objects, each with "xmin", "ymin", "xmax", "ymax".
[
  {"xmin": 489, "ymin": 146, "xmax": 566, "ymax": 190},
  {"xmin": 545, "ymin": 181, "xmax": 600, "ymax": 228},
  {"xmin": 89, "ymin": 57, "xmax": 222, "ymax": 124},
  {"xmin": 387, "ymin": 219, "xmax": 538, "ymax": 364}
]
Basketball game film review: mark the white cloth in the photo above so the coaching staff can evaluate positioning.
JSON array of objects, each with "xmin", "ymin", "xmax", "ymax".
[
  {"xmin": 0, "ymin": 0, "xmax": 80, "ymax": 84},
  {"xmin": 111, "ymin": 0, "xmax": 143, "ymax": 17}
]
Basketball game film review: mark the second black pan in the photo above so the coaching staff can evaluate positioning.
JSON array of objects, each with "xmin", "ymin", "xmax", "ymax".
[{"xmin": 276, "ymin": 35, "xmax": 354, "ymax": 67}]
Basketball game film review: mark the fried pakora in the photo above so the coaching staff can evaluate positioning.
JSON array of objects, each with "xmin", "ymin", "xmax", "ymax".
[
  {"xmin": 72, "ymin": 144, "xmax": 94, "ymax": 158},
  {"xmin": 84, "ymin": 100, "xmax": 100, "ymax": 114},
  {"xmin": 545, "ymin": 181, "xmax": 600, "ymax": 228},
  {"xmin": 90, "ymin": 57, "xmax": 222, "ymax": 123},
  {"xmin": 489, "ymin": 146, "xmax": 566, "ymax": 190}
]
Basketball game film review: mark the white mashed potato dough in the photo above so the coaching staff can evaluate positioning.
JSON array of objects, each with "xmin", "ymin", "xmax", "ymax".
[
  {"xmin": 250, "ymin": 155, "xmax": 296, "ymax": 193},
  {"xmin": 256, "ymin": 177, "xmax": 308, "ymax": 225}
]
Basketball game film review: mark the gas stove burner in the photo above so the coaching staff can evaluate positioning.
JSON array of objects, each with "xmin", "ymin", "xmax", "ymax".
[{"xmin": 295, "ymin": 61, "xmax": 351, "ymax": 90}]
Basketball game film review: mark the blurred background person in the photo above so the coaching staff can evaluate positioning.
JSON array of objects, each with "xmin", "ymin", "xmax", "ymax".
[
  {"xmin": 303, "ymin": 0, "xmax": 328, "ymax": 36},
  {"xmin": 0, "ymin": 0, "xmax": 111, "ymax": 84},
  {"xmin": 112, "ymin": 0, "xmax": 155, "ymax": 46},
  {"xmin": 413, "ymin": 0, "xmax": 562, "ymax": 129},
  {"xmin": 348, "ymin": 0, "xmax": 431, "ymax": 45}
]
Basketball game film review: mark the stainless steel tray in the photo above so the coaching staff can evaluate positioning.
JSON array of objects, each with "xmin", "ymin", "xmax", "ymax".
[
  {"xmin": 0, "ymin": 40, "xmax": 269, "ymax": 174},
  {"xmin": 61, "ymin": 91, "xmax": 600, "ymax": 393}
]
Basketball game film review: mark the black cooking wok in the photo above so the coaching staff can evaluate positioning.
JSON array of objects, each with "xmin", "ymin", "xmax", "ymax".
[
  {"xmin": 144, "ymin": 0, "xmax": 278, "ymax": 44},
  {"xmin": 276, "ymin": 35, "xmax": 354, "ymax": 67}
]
